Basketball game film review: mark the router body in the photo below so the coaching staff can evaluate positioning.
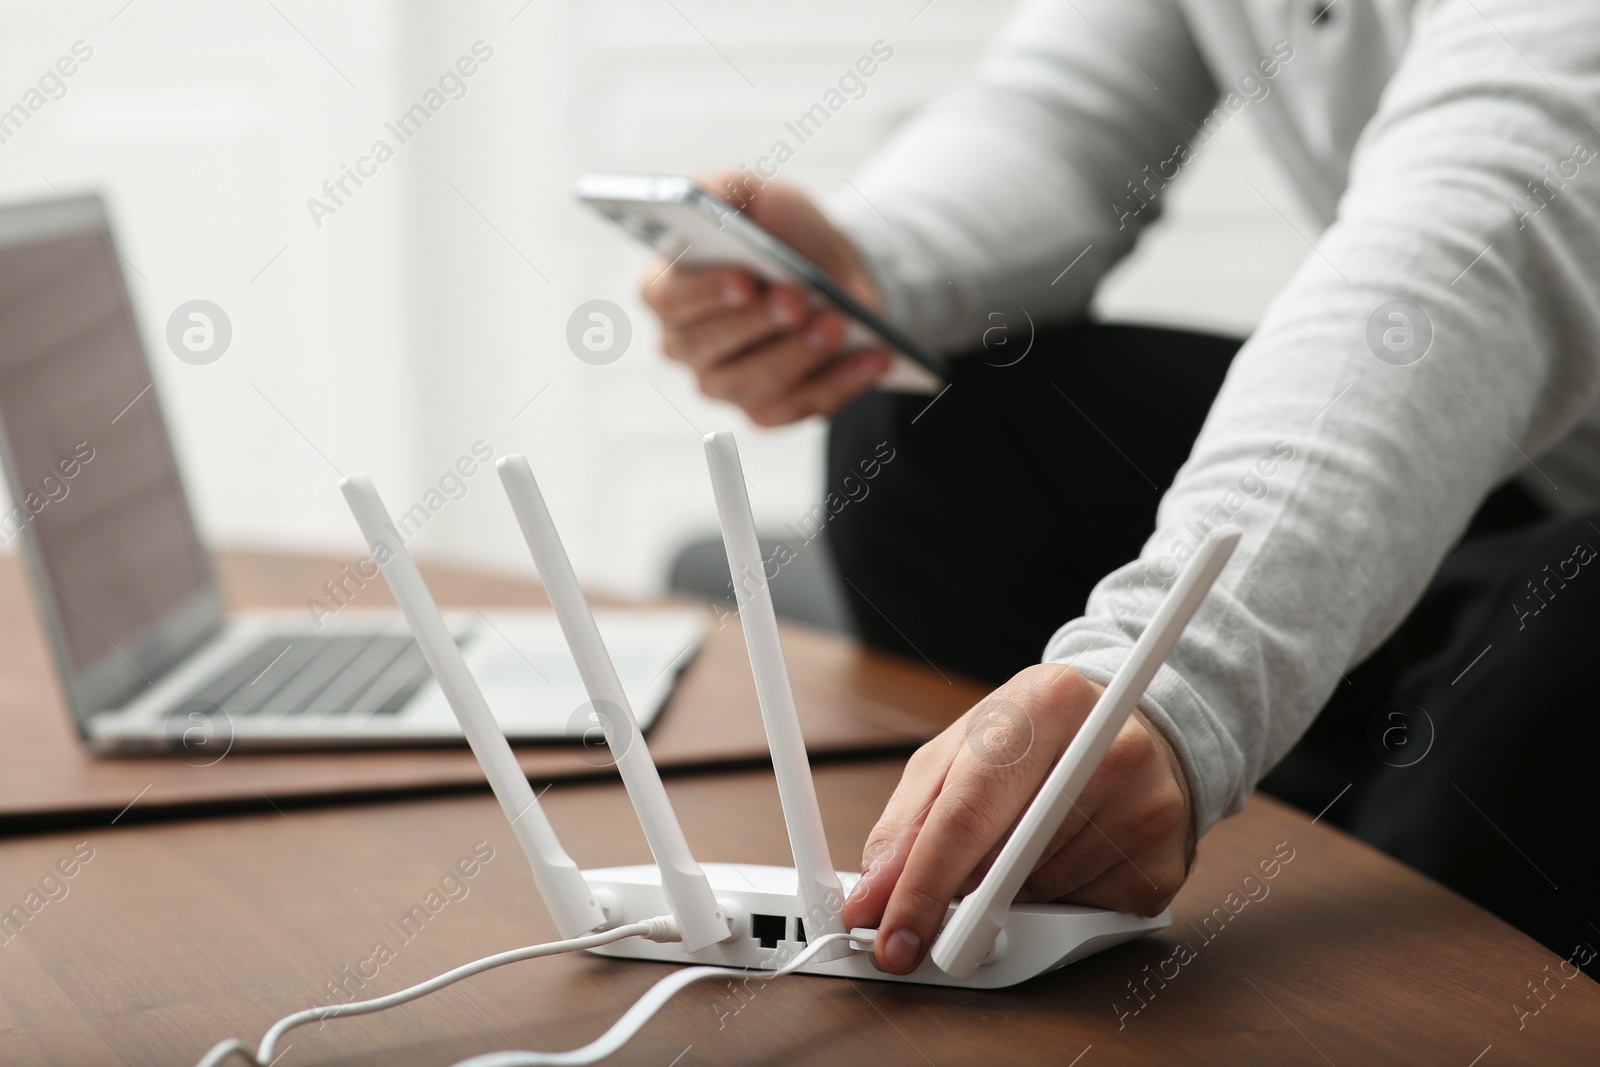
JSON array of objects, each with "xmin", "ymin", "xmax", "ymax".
[
  {"xmin": 582, "ymin": 863, "xmax": 1169, "ymax": 988},
  {"xmin": 342, "ymin": 431, "xmax": 1234, "ymax": 994}
]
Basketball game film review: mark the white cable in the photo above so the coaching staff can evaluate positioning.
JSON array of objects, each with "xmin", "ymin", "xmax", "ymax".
[
  {"xmin": 192, "ymin": 918, "xmax": 681, "ymax": 1067},
  {"xmin": 449, "ymin": 932, "xmax": 870, "ymax": 1067}
]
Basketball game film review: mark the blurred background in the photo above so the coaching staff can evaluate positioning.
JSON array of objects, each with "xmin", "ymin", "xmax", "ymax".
[{"xmin": 0, "ymin": 0, "xmax": 1318, "ymax": 600}]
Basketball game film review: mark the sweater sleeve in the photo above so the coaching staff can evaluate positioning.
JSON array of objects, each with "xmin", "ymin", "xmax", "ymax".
[
  {"xmin": 1045, "ymin": 0, "xmax": 1600, "ymax": 832},
  {"xmin": 825, "ymin": 0, "xmax": 1221, "ymax": 349}
]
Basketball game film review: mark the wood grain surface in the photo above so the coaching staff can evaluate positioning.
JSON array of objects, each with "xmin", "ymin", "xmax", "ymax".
[
  {"xmin": 0, "ymin": 552, "xmax": 987, "ymax": 829},
  {"xmin": 1, "ymin": 761, "xmax": 1593, "ymax": 1066}
]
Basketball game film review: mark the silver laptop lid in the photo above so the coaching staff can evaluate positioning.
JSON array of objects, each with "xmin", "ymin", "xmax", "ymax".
[{"xmin": 0, "ymin": 193, "xmax": 222, "ymax": 733}]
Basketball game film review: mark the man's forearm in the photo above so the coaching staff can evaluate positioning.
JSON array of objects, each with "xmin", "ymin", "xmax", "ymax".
[
  {"xmin": 1048, "ymin": 0, "xmax": 1600, "ymax": 833},
  {"xmin": 826, "ymin": 0, "xmax": 1217, "ymax": 349}
]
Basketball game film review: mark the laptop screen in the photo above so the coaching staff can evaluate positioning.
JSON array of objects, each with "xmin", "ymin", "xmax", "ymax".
[{"xmin": 0, "ymin": 196, "xmax": 219, "ymax": 719}]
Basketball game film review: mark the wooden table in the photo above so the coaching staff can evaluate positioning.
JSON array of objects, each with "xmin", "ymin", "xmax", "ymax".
[
  {"xmin": 3, "ymin": 760, "xmax": 1595, "ymax": 1066},
  {"xmin": 0, "ymin": 552, "xmax": 985, "ymax": 830}
]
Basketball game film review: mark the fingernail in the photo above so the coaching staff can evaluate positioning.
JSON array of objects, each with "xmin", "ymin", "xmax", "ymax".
[
  {"xmin": 855, "ymin": 354, "xmax": 886, "ymax": 382},
  {"xmin": 768, "ymin": 296, "xmax": 801, "ymax": 327},
  {"xmin": 720, "ymin": 276, "xmax": 748, "ymax": 308},
  {"xmin": 805, "ymin": 321, "xmax": 834, "ymax": 353},
  {"xmin": 882, "ymin": 928, "xmax": 922, "ymax": 972}
]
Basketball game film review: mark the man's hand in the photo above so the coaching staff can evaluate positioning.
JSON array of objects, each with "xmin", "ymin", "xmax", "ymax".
[
  {"xmin": 639, "ymin": 170, "xmax": 890, "ymax": 426},
  {"xmin": 841, "ymin": 664, "xmax": 1196, "ymax": 974}
]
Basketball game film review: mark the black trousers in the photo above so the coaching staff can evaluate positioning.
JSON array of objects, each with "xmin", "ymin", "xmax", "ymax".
[{"xmin": 827, "ymin": 321, "xmax": 1599, "ymax": 972}]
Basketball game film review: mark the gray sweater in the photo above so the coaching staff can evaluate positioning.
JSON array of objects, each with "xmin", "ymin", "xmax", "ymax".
[{"xmin": 827, "ymin": 0, "xmax": 1600, "ymax": 833}]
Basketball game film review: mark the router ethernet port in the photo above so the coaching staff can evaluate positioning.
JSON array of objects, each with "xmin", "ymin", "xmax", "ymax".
[{"xmin": 751, "ymin": 913, "xmax": 786, "ymax": 949}]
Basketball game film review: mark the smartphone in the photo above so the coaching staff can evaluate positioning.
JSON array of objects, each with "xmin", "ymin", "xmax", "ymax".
[{"xmin": 575, "ymin": 173, "xmax": 948, "ymax": 392}]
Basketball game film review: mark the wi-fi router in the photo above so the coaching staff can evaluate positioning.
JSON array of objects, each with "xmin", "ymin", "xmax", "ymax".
[{"xmin": 340, "ymin": 433, "xmax": 1237, "ymax": 988}]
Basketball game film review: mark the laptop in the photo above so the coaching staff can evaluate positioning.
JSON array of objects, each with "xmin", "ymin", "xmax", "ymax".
[{"xmin": 0, "ymin": 193, "xmax": 704, "ymax": 753}]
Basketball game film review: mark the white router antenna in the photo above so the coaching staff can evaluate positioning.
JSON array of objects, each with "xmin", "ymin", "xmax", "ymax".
[
  {"xmin": 340, "ymin": 475, "xmax": 607, "ymax": 940},
  {"xmin": 930, "ymin": 527, "xmax": 1241, "ymax": 979},
  {"xmin": 496, "ymin": 455, "xmax": 731, "ymax": 953},
  {"xmin": 702, "ymin": 432, "xmax": 849, "ymax": 957}
]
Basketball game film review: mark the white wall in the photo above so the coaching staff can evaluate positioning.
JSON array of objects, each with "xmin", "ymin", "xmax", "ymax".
[{"xmin": 0, "ymin": 0, "xmax": 1319, "ymax": 598}]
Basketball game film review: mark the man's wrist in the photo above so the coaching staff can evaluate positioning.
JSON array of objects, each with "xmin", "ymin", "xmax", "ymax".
[
  {"xmin": 1135, "ymin": 708, "xmax": 1199, "ymax": 870},
  {"xmin": 823, "ymin": 191, "xmax": 935, "ymax": 339},
  {"xmin": 1044, "ymin": 638, "xmax": 1247, "ymax": 838}
]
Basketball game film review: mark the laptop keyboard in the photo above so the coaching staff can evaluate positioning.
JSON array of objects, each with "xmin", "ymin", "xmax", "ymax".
[{"xmin": 174, "ymin": 633, "xmax": 439, "ymax": 722}]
